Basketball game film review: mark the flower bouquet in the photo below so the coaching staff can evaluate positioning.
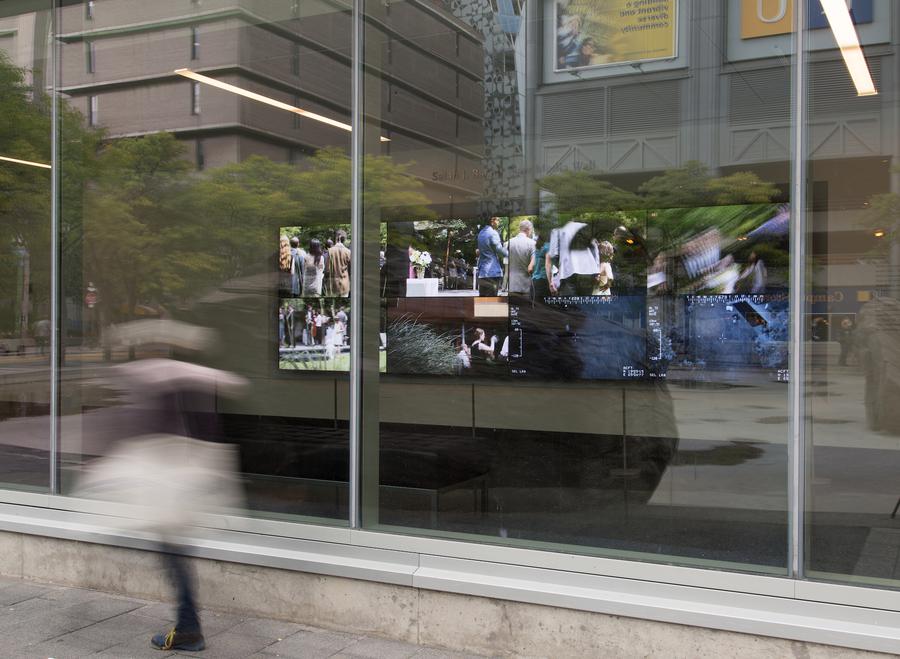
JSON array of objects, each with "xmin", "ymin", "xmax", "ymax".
[{"xmin": 409, "ymin": 249, "xmax": 432, "ymax": 278}]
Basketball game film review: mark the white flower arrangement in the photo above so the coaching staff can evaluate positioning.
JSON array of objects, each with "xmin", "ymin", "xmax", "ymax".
[{"xmin": 409, "ymin": 250, "xmax": 432, "ymax": 269}]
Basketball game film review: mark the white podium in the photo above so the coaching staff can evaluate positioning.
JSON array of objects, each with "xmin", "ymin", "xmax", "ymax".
[{"xmin": 406, "ymin": 278, "xmax": 440, "ymax": 296}]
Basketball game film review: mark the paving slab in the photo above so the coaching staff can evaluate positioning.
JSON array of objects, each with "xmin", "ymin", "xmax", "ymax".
[{"xmin": 0, "ymin": 577, "xmax": 484, "ymax": 659}]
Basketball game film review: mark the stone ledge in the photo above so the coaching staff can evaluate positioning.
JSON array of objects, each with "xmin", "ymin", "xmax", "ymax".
[{"xmin": 0, "ymin": 530, "xmax": 894, "ymax": 658}]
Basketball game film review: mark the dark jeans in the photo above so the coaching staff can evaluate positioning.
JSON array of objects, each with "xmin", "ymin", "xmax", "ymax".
[
  {"xmin": 532, "ymin": 277, "xmax": 550, "ymax": 303},
  {"xmin": 558, "ymin": 274, "xmax": 595, "ymax": 296},
  {"xmin": 478, "ymin": 277, "xmax": 502, "ymax": 297},
  {"xmin": 162, "ymin": 545, "xmax": 201, "ymax": 633}
]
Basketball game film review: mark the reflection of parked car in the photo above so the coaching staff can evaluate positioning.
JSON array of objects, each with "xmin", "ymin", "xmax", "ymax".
[{"xmin": 856, "ymin": 296, "xmax": 900, "ymax": 433}]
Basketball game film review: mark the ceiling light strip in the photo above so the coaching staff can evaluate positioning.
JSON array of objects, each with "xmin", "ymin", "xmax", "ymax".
[
  {"xmin": 0, "ymin": 155, "xmax": 52, "ymax": 169},
  {"xmin": 819, "ymin": 0, "xmax": 877, "ymax": 96},
  {"xmin": 175, "ymin": 69, "xmax": 389, "ymax": 141}
]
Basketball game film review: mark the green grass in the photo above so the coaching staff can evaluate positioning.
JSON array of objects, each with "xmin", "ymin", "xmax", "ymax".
[{"xmin": 279, "ymin": 350, "xmax": 387, "ymax": 372}]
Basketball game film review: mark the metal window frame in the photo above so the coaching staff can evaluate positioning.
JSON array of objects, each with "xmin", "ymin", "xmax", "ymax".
[{"xmin": 788, "ymin": 0, "xmax": 808, "ymax": 582}]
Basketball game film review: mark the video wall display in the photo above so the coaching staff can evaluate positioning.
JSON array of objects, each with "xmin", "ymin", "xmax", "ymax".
[
  {"xmin": 379, "ymin": 203, "xmax": 789, "ymax": 382},
  {"xmin": 278, "ymin": 224, "xmax": 352, "ymax": 372}
]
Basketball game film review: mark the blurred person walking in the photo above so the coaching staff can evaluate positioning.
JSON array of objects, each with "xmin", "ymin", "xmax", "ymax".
[{"xmin": 74, "ymin": 320, "xmax": 245, "ymax": 653}]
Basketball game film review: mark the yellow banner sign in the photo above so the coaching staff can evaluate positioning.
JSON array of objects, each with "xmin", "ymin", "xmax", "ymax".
[
  {"xmin": 555, "ymin": 0, "xmax": 677, "ymax": 71},
  {"xmin": 741, "ymin": 0, "xmax": 793, "ymax": 39}
]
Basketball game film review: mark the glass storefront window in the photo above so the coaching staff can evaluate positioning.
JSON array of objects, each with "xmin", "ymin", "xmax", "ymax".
[
  {"xmin": 0, "ymin": 0, "xmax": 53, "ymax": 491},
  {"xmin": 0, "ymin": 0, "xmax": 899, "ymax": 601},
  {"xmin": 803, "ymin": 0, "xmax": 900, "ymax": 588},
  {"xmin": 57, "ymin": 1, "xmax": 355, "ymax": 522},
  {"xmin": 360, "ymin": 0, "xmax": 793, "ymax": 573}
]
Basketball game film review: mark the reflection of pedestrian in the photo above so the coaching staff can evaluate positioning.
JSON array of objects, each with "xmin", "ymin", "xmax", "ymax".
[
  {"xmin": 476, "ymin": 216, "xmax": 508, "ymax": 297},
  {"xmin": 811, "ymin": 316, "xmax": 829, "ymax": 342},
  {"xmin": 549, "ymin": 221, "xmax": 599, "ymax": 296},
  {"xmin": 508, "ymin": 220, "xmax": 535, "ymax": 295},
  {"xmin": 838, "ymin": 317, "xmax": 855, "ymax": 366},
  {"xmin": 35, "ymin": 319, "xmax": 50, "ymax": 355},
  {"xmin": 810, "ymin": 316, "xmax": 828, "ymax": 341}
]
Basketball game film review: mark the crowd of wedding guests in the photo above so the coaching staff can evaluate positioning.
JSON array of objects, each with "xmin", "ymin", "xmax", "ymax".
[
  {"xmin": 476, "ymin": 216, "xmax": 619, "ymax": 301},
  {"xmin": 279, "ymin": 301, "xmax": 349, "ymax": 368},
  {"xmin": 279, "ymin": 229, "xmax": 351, "ymax": 297}
]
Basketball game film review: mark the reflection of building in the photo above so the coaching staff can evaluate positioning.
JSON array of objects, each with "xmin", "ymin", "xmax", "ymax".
[
  {"xmin": 56, "ymin": 0, "xmax": 484, "ymax": 203},
  {"xmin": 450, "ymin": 0, "xmax": 526, "ymax": 216},
  {"xmin": 534, "ymin": 1, "xmax": 893, "ymax": 318},
  {"xmin": 0, "ymin": 8, "xmax": 50, "ymax": 90}
]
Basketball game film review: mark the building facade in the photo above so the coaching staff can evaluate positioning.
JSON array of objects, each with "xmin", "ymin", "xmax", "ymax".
[{"xmin": 1, "ymin": 0, "xmax": 900, "ymax": 654}]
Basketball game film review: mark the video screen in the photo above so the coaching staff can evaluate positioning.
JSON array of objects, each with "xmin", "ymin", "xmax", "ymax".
[
  {"xmin": 278, "ymin": 224, "xmax": 351, "ymax": 298},
  {"xmin": 509, "ymin": 294, "xmax": 656, "ymax": 380},
  {"xmin": 278, "ymin": 297, "xmax": 350, "ymax": 371},
  {"xmin": 674, "ymin": 293, "xmax": 790, "ymax": 382},
  {"xmin": 373, "ymin": 202, "xmax": 790, "ymax": 381},
  {"xmin": 278, "ymin": 224, "xmax": 352, "ymax": 372},
  {"xmin": 385, "ymin": 297, "xmax": 509, "ymax": 376}
]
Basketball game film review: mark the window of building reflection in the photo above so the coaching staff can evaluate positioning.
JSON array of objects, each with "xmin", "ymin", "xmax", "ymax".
[
  {"xmin": 0, "ymin": 1, "xmax": 53, "ymax": 491},
  {"xmin": 803, "ymin": 0, "xmax": 900, "ymax": 588},
  {"xmin": 363, "ymin": 0, "xmax": 791, "ymax": 572},
  {"xmin": 57, "ymin": 2, "xmax": 358, "ymax": 522}
]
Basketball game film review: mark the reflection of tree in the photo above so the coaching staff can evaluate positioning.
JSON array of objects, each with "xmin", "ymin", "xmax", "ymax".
[
  {"xmin": 1, "ymin": 48, "xmax": 435, "ymax": 331},
  {"xmin": 538, "ymin": 161, "xmax": 782, "ymax": 255},
  {"xmin": 0, "ymin": 54, "xmax": 52, "ymax": 335},
  {"xmin": 82, "ymin": 143, "xmax": 433, "ymax": 321},
  {"xmin": 861, "ymin": 166, "xmax": 900, "ymax": 275}
]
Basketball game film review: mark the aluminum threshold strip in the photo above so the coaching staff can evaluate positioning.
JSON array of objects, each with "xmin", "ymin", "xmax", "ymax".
[{"xmin": 0, "ymin": 504, "xmax": 899, "ymax": 654}]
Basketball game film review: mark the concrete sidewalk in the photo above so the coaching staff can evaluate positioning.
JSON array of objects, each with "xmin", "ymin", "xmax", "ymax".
[{"xmin": 0, "ymin": 576, "xmax": 486, "ymax": 659}]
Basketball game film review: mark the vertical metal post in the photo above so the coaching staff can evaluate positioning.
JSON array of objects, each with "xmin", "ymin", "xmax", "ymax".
[
  {"xmin": 348, "ymin": 0, "xmax": 364, "ymax": 528},
  {"xmin": 788, "ymin": 0, "xmax": 808, "ymax": 580},
  {"xmin": 49, "ymin": 0, "xmax": 61, "ymax": 495}
]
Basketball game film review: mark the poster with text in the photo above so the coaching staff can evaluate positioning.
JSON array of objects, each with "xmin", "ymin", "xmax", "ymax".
[{"xmin": 555, "ymin": 0, "xmax": 677, "ymax": 72}]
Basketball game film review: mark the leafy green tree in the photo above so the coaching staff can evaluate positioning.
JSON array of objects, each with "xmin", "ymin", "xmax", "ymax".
[{"xmin": 0, "ymin": 54, "xmax": 52, "ymax": 335}]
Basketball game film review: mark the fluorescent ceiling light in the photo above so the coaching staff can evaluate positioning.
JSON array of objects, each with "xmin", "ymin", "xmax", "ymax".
[
  {"xmin": 819, "ymin": 0, "xmax": 877, "ymax": 96},
  {"xmin": 175, "ymin": 69, "xmax": 390, "ymax": 141},
  {"xmin": 0, "ymin": 155, "xmax": 51, "ymax": 169}
]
